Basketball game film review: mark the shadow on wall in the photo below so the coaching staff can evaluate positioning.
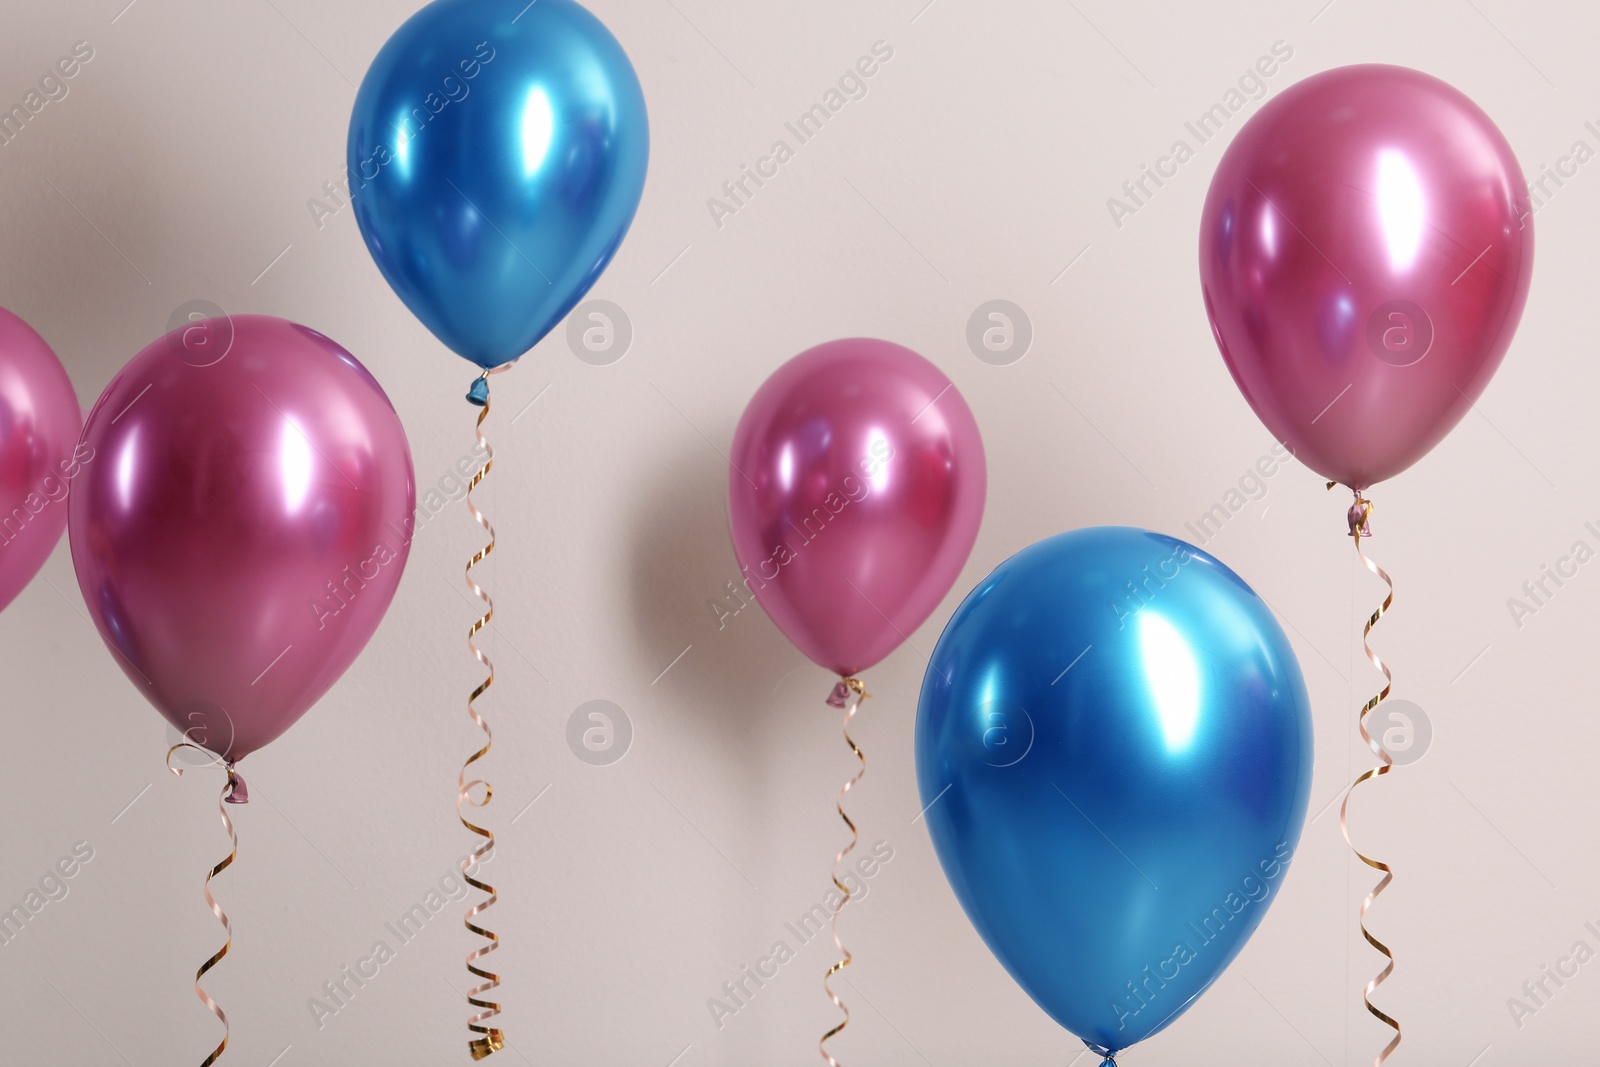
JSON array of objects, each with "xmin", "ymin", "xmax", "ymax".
[
  {"xmin": 0, "ymin": 56, "xmax": 264, "ymax": 399},
  {"xmin": 0, "ymin": 182, "xmax": 155, "ymax": 397},
  {"xmin": 623, "ymin": 427, "xmax": 812, "ymax": 744}
]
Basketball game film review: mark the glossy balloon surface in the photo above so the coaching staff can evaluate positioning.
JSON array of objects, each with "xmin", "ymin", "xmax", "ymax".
[
  {"xmin": 349, "ymin": 0, "xmax": 649, "ymax": 370},
  {"xmin": 916, "ymin": 528, "xmax": 1312, "ymax": 1055},
  {"xmin": 728, "ymin": 339, "xmax": 986, "ymax": 677},
  {"xmin": 69, "ymin": 316, "xmax": 416, "ymax": 762},
  {"xmin": 1201, "ymin": 64, "xmax": 1533, "ymax": 489}
]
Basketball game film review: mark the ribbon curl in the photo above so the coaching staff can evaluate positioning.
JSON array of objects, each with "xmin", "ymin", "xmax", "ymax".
[
  {"xmin": 462, "ymin": 370, "xmax": 506, "ymax": 1059},
  {"xmin": 166, "ymin": 745, "xmax": 242, "ymax": 1067},
  {"xmin": 821, "ymin": 677, "xmax": 869, "ymax": 1067},
  {"xmin": 1333, "ymin": 487, "xmax": 1401, "ymax": 1065}
]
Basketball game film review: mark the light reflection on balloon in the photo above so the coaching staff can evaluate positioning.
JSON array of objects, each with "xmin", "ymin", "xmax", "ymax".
[
  {"xmin": 393, "ymin": 123, "xmax": 412, "ymax": 173},
  {"xmin": 279, "ymin": 421, "xmax": 314, "ymax": 514},
  {"xmin": 520, "ymin": 86, "xmax": 555, "ymax": 175},
  {"xmin": 866, "ymin": 428, "xmax": 891, "ymax": 493},
  {"xmin": 1376, "ymin": 148, "xmax": 1426, "ymax": 271},
  {"xmin": 114, "ymin": 426, "xmax": 138, "ymax": 511},
  {"xmin": 1139, "ymin": 612, "xmax": 1200, "ymax": 753}
]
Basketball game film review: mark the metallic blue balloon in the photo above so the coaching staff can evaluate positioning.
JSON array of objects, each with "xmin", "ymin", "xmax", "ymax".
[
  {"xmin": 915, "ymin": 527, "xmax": 1312, "ymax": 1059},
  {"xmin": 349, "ymin": 0, "xmax": 648, "ymax": 370}
]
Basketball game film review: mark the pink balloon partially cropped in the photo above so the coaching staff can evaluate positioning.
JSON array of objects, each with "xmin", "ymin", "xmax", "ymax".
[
  {"xmin": 1200, "ymin": 65, "xmax": 1533, "ymax": 490},
  {"xmin": 0, "ymin": 309, "xmax": 82, "ymax": 614},
  {"xmin": 728, "ymin": 339, "xmax": 986, "ymax": 677},
  {"xmin": 69, "ymin": 315, "xmax": 416, "ymax": 763}
]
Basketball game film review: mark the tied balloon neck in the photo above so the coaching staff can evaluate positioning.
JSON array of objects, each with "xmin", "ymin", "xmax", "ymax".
[
  {"xmin": 223, "ymin": 763, "xmax": 249, "ymax": 805},
  {"xmin": 827, "ymin": 677, "xmax": 869, "ymax": 709},
  {"xmin": 1348, "ymin": 496, "xmax": 1374, "ymax": 540},
  {"xmin": 1328, "ymin": 482, "xmax": 1374, "ymax": 539},
  {"xmin": 466, "ymin": 373, "xmax": 491, "ymax": 407}
]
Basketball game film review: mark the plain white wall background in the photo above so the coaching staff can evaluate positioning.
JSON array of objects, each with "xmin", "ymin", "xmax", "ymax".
[{"xmin": 0, "ymin": 0, "xmax": 1595, "ymax": 1063}]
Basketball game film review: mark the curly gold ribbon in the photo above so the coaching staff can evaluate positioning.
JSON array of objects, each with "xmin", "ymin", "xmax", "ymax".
[
  {"xmin": 462, "ymin": 370, "xmax": 505, "ymax": 1060},
  {"xmin": 1332, "ymin": 487, "xmax": 1401, "ymax": 1065},
  {"xmin": 166, "ymin": 745, "xmax": 240, "ymax": 1067},
  {"xmin": 821, "ymin": 677, "xmax": 869, "ymax": 1067}
]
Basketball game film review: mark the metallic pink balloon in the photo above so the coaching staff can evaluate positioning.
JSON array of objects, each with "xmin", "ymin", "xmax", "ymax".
[
  {"xmin": 1200, "ymin": 65, "xmax": 1533, "ymax": 490},
  {"xmin": 69, "ymin": 315, "xmax": 416, "ymax": 764},
  {"xmin": 0, "ymin": 309, "xmax": 82, "ymax": 614},
  {"xmin": 728, "ymin": 339, "xmax": 985, "ymax": 677}
]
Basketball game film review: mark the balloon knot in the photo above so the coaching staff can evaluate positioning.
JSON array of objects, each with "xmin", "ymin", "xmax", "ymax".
[
  {"xmin": 826, "ymin": 678, "xmax": 868, "ymax": 708},
  {"xmin": 1348, "ymin": 494, "xmax": 1374, "ymax": 539},
  {"xmin": 224, "ymin": 764, "xmax": 249, "ymax": 804},
  {"xmin": 466, "ymin": 375, "xmax": 490, "ymax": 407}
]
